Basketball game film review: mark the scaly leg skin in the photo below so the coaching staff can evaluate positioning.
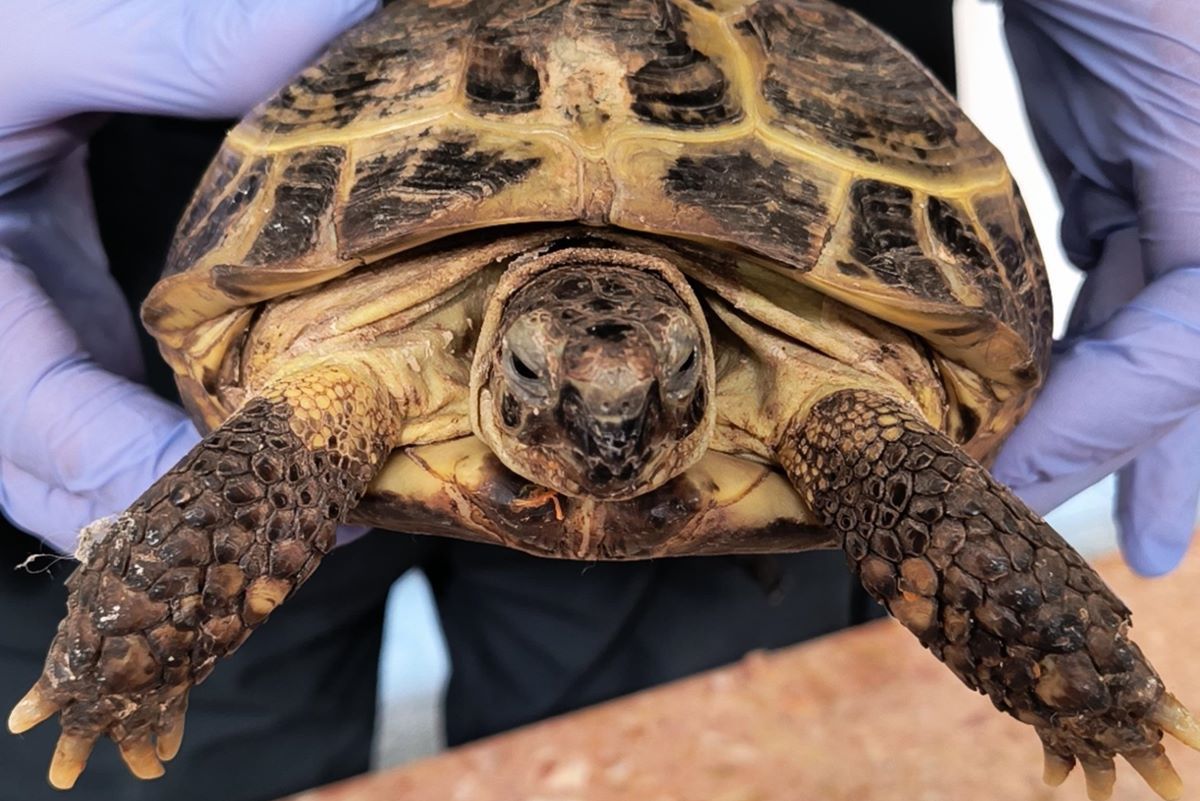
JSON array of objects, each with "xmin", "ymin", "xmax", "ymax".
[
  {"xmin": 7, "ymin": 364, "xmax": 398, "ymax": 789},
  {"xmin": 780, "ymin": 390, "xmax": 1200, "ymax": 801}
]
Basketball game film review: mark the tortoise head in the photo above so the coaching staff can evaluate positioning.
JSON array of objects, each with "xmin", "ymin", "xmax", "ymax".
[{"xmin": 471, "ymin": 242, "xmax": 716, "ymax": 501}]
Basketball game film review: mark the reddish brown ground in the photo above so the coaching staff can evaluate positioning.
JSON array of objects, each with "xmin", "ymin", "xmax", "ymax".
[{"xmin": 286, "ymin": 548, "xmax": 1200, "ymax": 801}]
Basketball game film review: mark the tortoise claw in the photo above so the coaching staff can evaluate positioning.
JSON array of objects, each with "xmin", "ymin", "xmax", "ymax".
[
  {"xmin": 48, "ymin": 732, "xmax": 96, "ymax": 790},
  {"xmin": 1151, "ymin": 692, "xmax": 1200, "ymax": 751},
  {"xmin": 1126, "ymin": 749, "xmax": 1184, "ymax": 801},
  {"xmin": 1042, "ymin": 747, "xmax": 1075, "ymax": 788},
  {"xmin": 155, "ymin": 695, "xmax": 188, "ymax": 762},
  {"xmin": 8, "ymin": 681, "xmax": 59, "ymax": 734},
  {"xmin": 119, "ymin": 734, "xmax": 165, "ymax": 780},
  {"xmin": 1080, "ymin": 757, "xmax": 1116, "ymax": 801}
]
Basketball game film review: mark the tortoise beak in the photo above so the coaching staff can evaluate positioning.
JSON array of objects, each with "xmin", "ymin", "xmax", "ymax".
[{"xmin": 557, "ymin": 381, "xmax": 663, "ymax": 495}]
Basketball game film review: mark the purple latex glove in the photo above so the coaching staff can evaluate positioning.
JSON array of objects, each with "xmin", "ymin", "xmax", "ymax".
[
  {"xmin": 994, "ymin": 0, "xmax": 1200, "ymax": 575},
  {"xmin": 0, "ymin": 0, "xmax": 378, "ymax": 554}
]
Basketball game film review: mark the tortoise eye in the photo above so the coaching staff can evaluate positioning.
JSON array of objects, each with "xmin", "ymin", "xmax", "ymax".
[
  {"xmin": 510, "ymin": 352, "xmax": 540, "ymax": 381},
  {"xmin": 676, "ymin": 349, "xmax": 696, "ymax": 376},
  {"xmin": 666, "ymin": 348, "xmax": 700, "ymax": 398}
]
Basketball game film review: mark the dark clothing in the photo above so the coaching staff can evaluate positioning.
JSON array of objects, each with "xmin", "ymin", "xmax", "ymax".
[{"xmin": 0, "ymin": 4, "xmax": 954, "ymax": 799}]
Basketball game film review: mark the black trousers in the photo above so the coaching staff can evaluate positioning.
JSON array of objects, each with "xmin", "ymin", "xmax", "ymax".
[
  {"xmin": 0, "ymin": 3, "xmax": 954, "ymax": 799},
  {"xmin": 1, "ymin": 531, "xmax": 869, "ymax": 801}
]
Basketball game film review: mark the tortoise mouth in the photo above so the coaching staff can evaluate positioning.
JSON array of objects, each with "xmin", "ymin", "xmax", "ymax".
[{"xmin": 556, "ymin": 383, "xmax": 665, "ymax": 498}]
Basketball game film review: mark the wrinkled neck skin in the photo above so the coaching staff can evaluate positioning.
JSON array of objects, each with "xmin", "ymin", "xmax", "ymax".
[{"xmin": 471, "ymin": 239, "xmax": 717, "ymax": 501}]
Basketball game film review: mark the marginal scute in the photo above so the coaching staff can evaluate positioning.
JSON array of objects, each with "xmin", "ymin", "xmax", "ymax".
[{"xmin": 164, "ymin": 150, "xmax": 265, "ymax": 278}]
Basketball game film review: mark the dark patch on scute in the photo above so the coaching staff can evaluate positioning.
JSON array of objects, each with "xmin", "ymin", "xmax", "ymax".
[
  {"xmin": 211, "ymin": 264, "xmax": 292, "ymax": 303},
  {"xmin": 935, "ymin": 323, "xmax": 982, "ymax": 338},
  {"xmin": 735, "ymin": 1, "xmax": 966, "ymax": 169},
  {"xmin": 685, "ymin": 518, "xmax": 837, "ymax": 556},
  {"xmin": 474, "ymin": 456, "xmax": 569, "ymax": 548},
  {"xmin": 928, "ymin": 197, "xmax": 989, "ymax": 269},
  {"xmin": 353, "ymin": 493, "xmax": 499, "ymax": 544},
  {"xmin": 259, "ymin": 43, "xmax": 396, "ymax": 134},
  {"xmin": 166, "ymin": 154, "xmax": 267, "ymax": 277},
  {"xmin": 848, "ymin": 180, "xmax": 952, "ymax": 301},
  {"xmin": 973, "ymin": 190, "xmax": 1048, "ymax": 359},
  {"xmin": 166, "ymin": 148, "xmax": 244, "ymax": 276},
  {"xmin": 251, "ymin": 2, "xmax": 462, "ymax": 137},
  {"xmin": 663, "ymin": 150, "xmax": 829, "ymax": 267},
  {"xmin": 245, "ymin": 147, "xmax": 345, "ymax": 266},
  {"xmin": 927, "ymin": 196, "xmax": 1011, "ymax": 320},
  {"xmin": 991, "ymin": 229, "xmax": 1025, "ymax": 287},
  {"xmin": 466, "ymin": 37, "xmax": 542, "ymax": 114},
  {"xmin": 339, "ymin": 138, "xmax": 542, "ymax": 257},
  {"xmin": 1013, "ymin": 187, "xmax": 1053, "ymax": 374},
  {"xmin": 628, "ymin": 44, "xmax": 741, "ymax": 128}
]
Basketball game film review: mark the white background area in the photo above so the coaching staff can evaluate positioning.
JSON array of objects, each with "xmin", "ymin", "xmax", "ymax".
[{"xmin": 369, "ymin": 0, "xmax": 1122, "ymax": 769}]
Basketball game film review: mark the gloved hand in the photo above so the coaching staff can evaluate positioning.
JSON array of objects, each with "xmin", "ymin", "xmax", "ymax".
[
  {"xmin": 0, "ymin": 0, "xmax": 378, "ymax": 554},
  {"xmin": 994, "ymin": 0, "xmax": 1200, "ymax": 575}
]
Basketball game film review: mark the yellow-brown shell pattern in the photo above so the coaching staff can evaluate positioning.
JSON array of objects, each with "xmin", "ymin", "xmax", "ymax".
[{"xmin": 146, "ymin": 0, "xmax": 1051, "ymax": 423}]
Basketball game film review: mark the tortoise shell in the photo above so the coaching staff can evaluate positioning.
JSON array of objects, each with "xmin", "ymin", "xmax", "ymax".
[{"xmin": 143, "ymin": 0, "xmax": 1051, "ymax": 456}]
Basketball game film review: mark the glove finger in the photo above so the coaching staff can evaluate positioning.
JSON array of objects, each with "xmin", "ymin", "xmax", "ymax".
[
  {"xmin": 161, "ymin": 0, "xmax": 381, "ymax": 118},
  {"xmin": 5, "ymin": 0, "xmax": 378, "ymax": 123},
  {"xmin": 3, "ymin": 364, "xmax": 199, "ymax": 504},
  {"xmin": 1, "ymin": 151, "xmax": 146, "ymax": 380},
  {"xmin": 992, "ymin": 266, "xmax": 1200, "ymax": 514},
  {"xmin": 0, "ymin": 250, "xmax": 198, "ymax": 478},
  {"xmin": 0, "ymin": 458, "xmax": 100, "ymax": 554},
  {"xmin": 0, "ymin": 396, "xmax": 198, "ymax": 550},
  {"xmin": 1060, "ymin": 226, "xmax": 1146, "ymax": 338},
  {"xmin": 1115, "ymin": 411, "xmax": 1200, "ymax": 577}
]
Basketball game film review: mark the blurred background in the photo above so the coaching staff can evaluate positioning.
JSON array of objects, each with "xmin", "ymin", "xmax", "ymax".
[{"xmin": 369, "ymin": 0, "xmax": 1124, "ymax": 771}]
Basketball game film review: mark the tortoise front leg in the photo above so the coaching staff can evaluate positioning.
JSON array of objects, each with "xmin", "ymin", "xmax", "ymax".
[
  {"xmin": 7, "ymin": 363, "xmax": 399, "ymax": 788},
  {"xmin": 779, "ymin": 389, "xmax": 1200, "ymax": 800}
]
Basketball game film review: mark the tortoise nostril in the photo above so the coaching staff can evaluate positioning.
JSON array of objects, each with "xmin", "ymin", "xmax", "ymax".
[
  {"xmin": 586, "ymin": 322, "xmax": 633, "ymax": 343},
  {"xmin": 501, "ymin": 392, "xmax": 521, "ymax": 427},
  {"xmin": 589, "ymin": 464, "xmax": 613, "ymax": 484}
]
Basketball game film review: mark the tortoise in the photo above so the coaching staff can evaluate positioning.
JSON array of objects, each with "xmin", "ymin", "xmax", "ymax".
[{"xmin": 8, "ymin": 0, "xmax": 1199, "ymax": 796}]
